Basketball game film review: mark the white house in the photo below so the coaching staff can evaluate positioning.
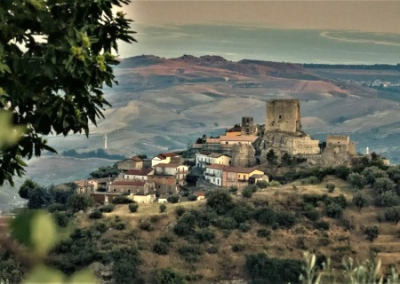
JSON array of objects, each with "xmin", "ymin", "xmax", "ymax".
[
  {"xmin": 151, "ymin": 152, "xmax": 181, "ymax": 168},
  {"xmin": 219, "ymin": 135, "xmax": 258, "ymax": 145},
  {"xmin": 153, "ymin": 163, "xmax": 189, "ymax": 185},
  {"xmin": 195, "ymin": 151, "xmax": 231, "ymax": 168},
  {"xmin": 119, "ymin": 168, "xmax": 153, "ymax": 181},
  {"xmin": 204, "ymin": 164, "xmax": 224, "ymax": 187}
]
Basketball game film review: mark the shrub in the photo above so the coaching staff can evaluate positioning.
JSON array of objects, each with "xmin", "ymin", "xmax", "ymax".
[
  {"xmin": 139, "ymin": 219, "xmax": 153, "ymax": 231},
  {"xmin": 329, "ymin": 194, "xmax": 347, "ymax": 209},
  {"xmin": 334, "ymin": 165, "xmax": 351, "ymax": 180},
  {"xmin": 269, "ymin": 180, "xmax": 281, "ymax": 187},
  {"xmin": 304, "ymin": 176, "xmax": 320, "ymax": 185},
  {"xmin": 167, "ymin": 194, "xmax": 180, "ymax": 203},
  {"xmin": 52, "ymin": 211, "xmax": 70, "ymax": 228},
  {"xmin": 303, "ymin": 210, "xmax": 320, "ymax": 221},
  {"xmin": 158, "ymin": 234, "xmax": 174, "ymax": 244},
  {"xmin": 114, "ymin": 222, "xmax": 126, "ymax": 230},
  {"xmin": 95, "ymin": 222, "xmax": 108, "ymax": 233},
  {"xmin": 207, "ymin": 246, "xmax": 218, "ymax": 254},
  {"xmin": 232, "ymin": 243, "xmax": 246, "ymax": 252},
  {"xmin": 187, "ymin": 194, "xmax": 197, "ymax": 201},
  {"xmin": 99, "ymin": 204, "xmax": 115, "ymax": 213},
  {"xmin": 47, "ymin": 203, "xmax": 66, "ymax": 213},
  {"xmin": 257, "ymin": 229, "xmax": 271, "ymax": 239},
  {"xmin": 326, "ymin": 183, "xmax": 335, "ymax": 193},
  {"xmin": 229, "ymin": 186, "xmax": 238, "ymax": 194},
  {"xmin": 353, "ymin": 192, "xmax": 369, "ymax": 212},
  {"xmin": 364, "ymin": 226, "xmax": 379, "ymax": 242},
  {"xmin": 384, "ymin": 207, "xmax": 400, "ymax": 224},
  {"xmin": 153, "ymin": 241, "xmax": 169, "ymax": 255},
  {"xmin": 347, "ymin": 173, "xmax": 367, "ymax": 189},
  {"xmin": 242, "ymin": 186, "xmax": 254, "ymax": 199},
  {"xmin": 374, "ymin": 178, "xmax": 395, "ymax": 194},
  {"xmin": 178, "ymin": 244, "xmax": 202, "ymax": 258},
  {"xmin": 303, "ymin": 194, "xmax": 327, "ymax": 207},
  {"xmin": 66, "ymin": 194, "xmax": 95, "ymax": 212},
  {"xmin": 175, "ymin": 206, "xmax": 186, "ymax": 217},
  {"xmin": 374, "ymin": 191, "xmax": 400, "ymax": 207},
  {"xmin": 155, "ymin": 268, "xmax": 185, "ymax": 284},
  {"xmin": 239, "ymin": 222, "xmax": 251, "ymax": 232},
  {"xmin": 206, "ymin": 189, "xmax": 233, "ymax": 214},
  {"xmin": 362, "ymin": 166, "xmax": 388, "ymax": 185},
  {"xmin": 88, "ymin": 210, "xmax": 103, "ymax": 219},
  {"xmin": 276, "ymin": 212, "xmax": 297, "ymax": 229},
  {"xmin": 256, "ymin": 180, "xmax": 268, "ymax": 189},
  {"xmin": 253, "ymin": 207, "xmax": 276, "ymax": 226},
  {"xmin": 314, "ymin": 221, "xmax": 330, "ymax": 230},
  {"xmin": 230, "ymin": 204, "xmax": 254, "ymax": 223},
  {"xmin": 212, "ymin": 217, "xmax": 238, "ymax": 230},
  {"xmin": 296, "ymin": 237, "xmax": 307, "ymax": 249},
  {"xmin": 245, "ymin": 253, "xmax": 302, "ymax": 284},
  {"xmin": 129, "ymin": 203, "xmax": 139, "ymax": 213},
  {"xmin": 326, "ymin": 203, "xmax": 343, "ymax": 219},
  {"xmin": 112, "ymin": 196, "xmax": 133, "ymax": 204},
  {"xmin": 159, "ymin": 204, "xmax": 167, "ymax": 213},
  {"xmin": 174, "ymin": 213, "xmax": 196, "ymax": 236},
  {"xmin": 194, "ymin": 228, "xmax": 215, "ymax": 243}
]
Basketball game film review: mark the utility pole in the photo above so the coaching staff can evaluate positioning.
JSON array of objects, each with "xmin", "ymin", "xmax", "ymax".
[{"xmin": 103, "ymin": 134, "xmax": 108, "ymax": 149}]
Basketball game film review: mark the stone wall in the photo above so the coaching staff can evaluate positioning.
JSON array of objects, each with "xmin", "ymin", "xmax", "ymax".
[
  {"xmin": 116, "ymin": 159, "xmax": 143, "ymax": 170},
  {"xmin": 241, "ymin": 117, "xmax": 257, "ymax": 136},
  {"xmin": 231, "ymin": 144, "xmax": 257, "ymax": 167},
  {"xmin": 265, "ymin": 99, "xmax": 301, "ymax": 133}
]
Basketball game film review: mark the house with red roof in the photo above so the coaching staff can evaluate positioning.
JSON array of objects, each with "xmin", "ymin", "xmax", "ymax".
[
  {"xmin": 151, "ymin": 152, "xmax": 181, "ymax": 168},
  {"xmin": 119, "ymin": 168, "xmax": 154, "ymax": 181},
  {"xmin": 107, "ymin": 180, "xmax": 155, "ymax": 194}
]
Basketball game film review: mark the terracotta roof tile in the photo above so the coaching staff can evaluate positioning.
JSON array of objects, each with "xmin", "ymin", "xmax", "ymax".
[
  {"xmin": 124, "ymin": 169, "xmax": 153, "ymax": 176},
  {"xmin": 112, "ymin": 181, "xmax": 146, "ymax": 186},
  {"xmin": 154, "ymin": 163, "xmax": 182, "ymax": 168},
  {"xmin": 219, "ymin": 135, "xmax": 258, "ymax": 142}
]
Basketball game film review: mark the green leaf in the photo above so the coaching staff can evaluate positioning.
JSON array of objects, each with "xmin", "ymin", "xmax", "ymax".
[
  {"xmin": 23, "ymin": 265, "xmax": 64, "ymax": 284},
  {"xmin": 68, "ymin": 269, "xmax": 98, "ymax": 284},
  {"xmin": 9, "ymin": 210, "xmax": 36, "ymax": 249},
  {"xmin": 31, "ymin": 211, "xmax": 58, "ymax": 257}
]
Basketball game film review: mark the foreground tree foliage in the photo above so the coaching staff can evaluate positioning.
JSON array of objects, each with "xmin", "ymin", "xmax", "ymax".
[{"xmin": 0, "ymin": 0, "xmax": 136, "ymax": 185}]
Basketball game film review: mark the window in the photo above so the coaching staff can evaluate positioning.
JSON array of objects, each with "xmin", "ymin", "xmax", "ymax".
[
  {"xmin": 128, "ymin": 189, "xmax": 131, "ymax": 194},
  {"xmin": 279, "ymin": 115, "xmax": 282, "ymax": 119}
]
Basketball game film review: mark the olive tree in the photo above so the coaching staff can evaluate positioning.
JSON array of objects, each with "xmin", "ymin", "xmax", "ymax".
[{"xmin": 0, "ymin": 0, "xmax": 136, "ymax": 185}]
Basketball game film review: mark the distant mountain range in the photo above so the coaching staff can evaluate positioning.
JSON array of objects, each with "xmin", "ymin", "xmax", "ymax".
[{"xmin": 2, "ymin": 54, "xmax": 400, "ymax": 205}]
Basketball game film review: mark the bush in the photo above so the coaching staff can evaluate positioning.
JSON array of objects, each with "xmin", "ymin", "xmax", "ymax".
[
  {"xmin": 326, "ymin": 203, "xmax": 343, "ymax": 219},
  {"xmin": 239, "ymin": 222, "xmax": 251, "ymax": 232},
  {"xmin": 269, "ymin": 180, "xmax": 281, "ymax": 187},
  {"xmin": 326, "ymin": 183, "xmax": 335, "ymax": 193},
  {"xmin": 206, "ymin": 189, "xmax": 233, "ymax": 215},
  {"xmin": 245, "ymin": 253, "xmax": 302, "ymax": 284},
  {"xmin": 153, "ymin": 241, "xmax": 169, "ymax": 255},
  {"xmin": 253, "ymin": 207, "xmax": 277, "ymax": 226},
  {"xmin": 347, "ymin": 173, "xmax": 367, "ymax": 189},
  {"xmin": 229, "ymin": 186, "xmax": 238, "ymax": 194},
  {"xmin": 66, "ymin": 194, "xmax": 95, "ymax": 212},
  {"xmin": 257, "ymin": 229, "xmax": 271, "ymax": 239},
  {"xmin": 212, "ymin": 217, "xmax": 238, "ymax": 230},
  {"xmin": 177, "ymin": 244, "xmax": 202, "ymax": 258},
  {"xmin": 88, "ymin": 210, "xmax": 103, "ymax": 219},
  {"xmin": 314, "ymin": 221, "xmax": 330, "ymax": 230},
  {"xmin": 374, "ymin": 191, "xmax": 400, "ymax": 207},
  {"xmin": 129, "ymin": 203, "xmax": 139, "ymax": 213},
  {"xmin": 302, "ymin": 176, "xmax": 320, "ymax": 185},
  {"xmin": 95, "ymin": 222, "xmax": 108, "ymax": 233},
  {"xmin": 139, "ymin": 219, "xmax": 153, "ymax": 231},
  {"xmin": 276, "ymin": 212, "xmax": 297, "ymax": 229},
  {"xmin": 232, "ymin": 243, "xmax": 245, "ymax": 252},
  {"xmin": 256, "ymin": 180, "xmax": 268, "ymax": 189},
  {"xmin": 175, "ymin": 206, "xmax": 186, "ymax": 217},
  {"xmin": 303, "ymin": 210, "xmax": 320, "ymax": 221},
  {"xmin": 353, "ymin": 192, "xmax": 369, "ymax": 212},
  {"xmin": 334, "ymin": 165, "xmax": 351, "ymax": 180},
  {"xmin": 384, "ymin": 207, "xmax": 400, "ymax": 224},
  {"xmin": 112, "ymin": 196, "xmax": 133, "ymax": 204},
  {"xmin": 364, "ymin": 226, "xmax": 379, "ymax": 242},
  {"xmin": 194, "ymin": 228, "xmax": 216, "ymax": 243},
  {"xmin": 155, "ymin": 268, "xmax": 185, "ymax": 284},
  {"xmin": 159, "ymin": 204, "xmax": 167, "ymax": 213},
  {"xmin": 99, "ymin": 204, "xmax": 115, "ymax": 213},
  {"xmin": 373, "ymin": 178, "xmax": 395, "ymax": 193},
  {"xmin": 114, "ymin": 222, "xmax": 126, "ymax": 230},
  {"xmin": 187, "ymin": 194, "xmax": 197, "ymax": 201},
  {"xmin": 207, "ymin": 246, "xmax": 218, "ymax": 254},
  {"xmin": 47, "ymin": 203, "xmax": 66, "ymax": 213},
  {"xmin": 242, "ymin": 187, "xmax": 254, "ymax": 199},
  {"xmin": 167, "ymin": 194, "xmax": 180, "ymax": 203},
  {"xmin": 173, "ymin": 213, "xmax": 196, "ymax": 236},
  {"xmin": 362, "ymin": 166, "xmax": 388, "ymax": 185},
  {"xmin": 52, "ymin": 211, "xmax": 70, "ymax": 228}
]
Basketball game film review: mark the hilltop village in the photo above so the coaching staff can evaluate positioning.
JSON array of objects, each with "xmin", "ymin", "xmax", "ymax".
[{"xmin": 74, "ymin": 99, "xmax": 388, "ymax": 204}]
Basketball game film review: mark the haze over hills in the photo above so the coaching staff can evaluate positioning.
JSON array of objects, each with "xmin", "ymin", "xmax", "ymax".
[{"xmin": 2, "ymin": 55, "xmax": 400, "ymax": 205}]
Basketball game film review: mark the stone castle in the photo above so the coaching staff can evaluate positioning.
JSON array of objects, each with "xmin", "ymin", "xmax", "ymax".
[{"xmin": 194, "ymin": 98, "xmax": 357, "ymax": 168}]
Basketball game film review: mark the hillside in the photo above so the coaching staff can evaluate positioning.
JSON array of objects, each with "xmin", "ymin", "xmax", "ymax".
[{"xmin": 10, "ymin": 55, "xmax": 400, "ymax": 205}]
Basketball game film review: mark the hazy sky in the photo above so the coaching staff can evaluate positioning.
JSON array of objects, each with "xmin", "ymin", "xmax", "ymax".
[{"xmin": 121, "ymin": 1, "xmax": 400, "ymax": 33}]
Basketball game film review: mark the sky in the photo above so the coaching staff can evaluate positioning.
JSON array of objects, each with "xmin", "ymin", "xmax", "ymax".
[
  {"xmin": 115, "ymin": 1, "xmax": 400, "ymax": 63},
  {"xmin": 121, "ymin": 1, "xmax": 400, "ymax": 33}
]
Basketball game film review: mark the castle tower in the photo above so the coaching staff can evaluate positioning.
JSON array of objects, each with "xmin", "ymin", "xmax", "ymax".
[
  {"xmin": 265, "ymin": 99, "xmax": 301, "ymax": 133},
  {"xmin": 241, "ymin": 117, "xmax": 257, "ymax": 135}
]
